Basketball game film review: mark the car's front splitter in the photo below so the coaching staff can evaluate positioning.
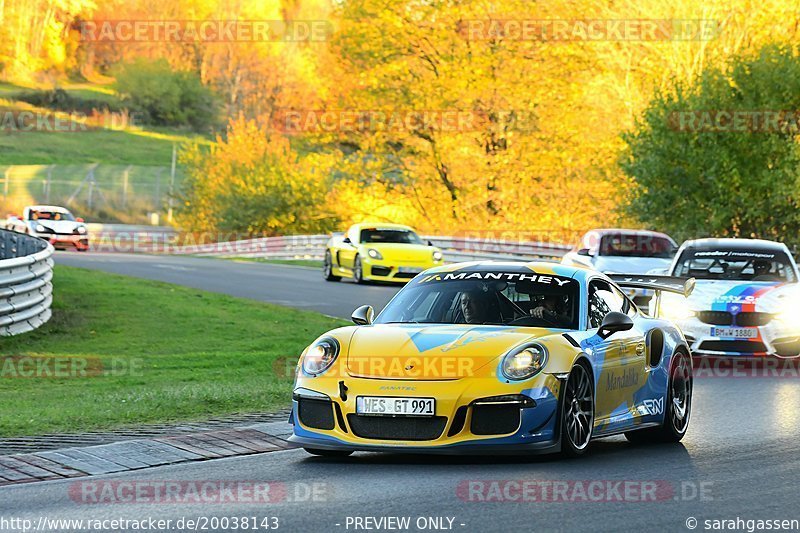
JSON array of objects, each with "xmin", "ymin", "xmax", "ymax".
[{"xmin": 288, "ymin": 432, "xmax": 561, "ymax": 456}]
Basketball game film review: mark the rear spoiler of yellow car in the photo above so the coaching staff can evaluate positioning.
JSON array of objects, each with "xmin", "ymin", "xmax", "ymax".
[{"xmin": 608, "ymin": 274, "xmax": 696, "ymax": 298}]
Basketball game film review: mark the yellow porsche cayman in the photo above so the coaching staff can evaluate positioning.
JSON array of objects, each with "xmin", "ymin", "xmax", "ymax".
[
  {"xmin": 291, "ymin": 261, "xmax": 696, "ymax": 457},
  {"xmin": 323, "ymin": 223, "xmax": 444, "ymax": 283}
]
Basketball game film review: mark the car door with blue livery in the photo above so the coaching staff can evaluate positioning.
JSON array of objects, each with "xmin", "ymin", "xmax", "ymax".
[{"xmin": 585, "ymin": 279, "xmax": 648, "ymax": 434}]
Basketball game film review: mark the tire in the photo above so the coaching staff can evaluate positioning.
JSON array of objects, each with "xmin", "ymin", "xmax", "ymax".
[
  {"xmin": 323, "ymin": 251, "xmax": 341, "ymax": 281},
  {"xmin": 304, "ymin": 448, "xmax": 353, "ymax": 458},
  {"xmin": 625, "ymin": 350, "xmax": 692, "ymax": 444},
  {"xmin": 560, "ymin": 362, "xmax": 594, "ymax": 457},
  {"xmin": 353, "ymin": 255, "xmax": 365, "ymax": 284}
]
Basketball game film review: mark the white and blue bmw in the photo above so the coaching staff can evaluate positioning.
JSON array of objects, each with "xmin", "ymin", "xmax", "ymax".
[{"xmin": 654, "ymin": 239, "xmax": 800, "ymax": 358}]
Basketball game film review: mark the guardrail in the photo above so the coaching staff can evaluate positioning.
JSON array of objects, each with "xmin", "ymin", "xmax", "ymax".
[
  {"xmin": 167, "ymin": 234, "xmax": 572, "ymax": 263},
  {"xmin": 87, "ymin": 224, "xmax": 178, "ymax": 252},
  {"xmin": 0, "ymin": 230, "xmax": 54, "ymax": 336}
]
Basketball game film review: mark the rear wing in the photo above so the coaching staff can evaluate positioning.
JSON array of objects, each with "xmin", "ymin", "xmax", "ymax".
[{"xmin": 608, "ymin": 274, "xmax": 696, "ymax": 298}]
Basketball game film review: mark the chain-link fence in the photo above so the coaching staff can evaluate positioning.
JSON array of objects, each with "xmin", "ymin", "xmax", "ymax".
[{"xmin": 0, "ymin": 164, "xmax": 181, "ymax": 225}]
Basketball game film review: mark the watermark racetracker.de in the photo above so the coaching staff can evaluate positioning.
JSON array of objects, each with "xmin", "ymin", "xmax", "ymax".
[
  {"xmin": 459, "ymin": 19, "xmax": 720, "ymax": 41},
  {"xmin": 79, "ymin": 20, "xmax": 333, "ymax": 42},
  {"xmin": 68, "ymin": 480, "xmax": 328, "ymax": 505},
  {"xmin": 457, "ymin": 479, "xmax": 713, "ymax": 503},
  {"xmin": 0, "ymin": 356, "xmax": 143, "ymax": 379}
]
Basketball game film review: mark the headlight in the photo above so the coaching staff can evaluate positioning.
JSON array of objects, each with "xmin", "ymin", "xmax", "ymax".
[
  {"xmin": 76, "ymin": 226, "xmax": 87, "ymax": 234},
  {"xmin": 432, "ymin": 250, "xmax": 443, "ymax": 262},
  {"xmin": 367, "ymin": 248, "xmax": 383, "ymax": 260},
  {"xmin": 659, "ymin": 297, "xmax": 694, "ymax": 320},
  {"xmin": 302, "ymin": 337, "xmax": 340, "ymax": 376},
  {"xmin": 501, "ymin": 343, "xmax": 548, "ymax": 381},
  {"xmin": 776, "ymin": 302, "xmax": 800, "ymax": 329},
  {"xmin": 776, "ymin": 310, "xmax": 800, "ymax": 328},
  {"xmin": 35, "ymin": 224, "xmax": 46, "ymax": 233}
]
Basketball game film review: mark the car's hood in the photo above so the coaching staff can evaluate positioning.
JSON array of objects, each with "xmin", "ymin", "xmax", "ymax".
[
  {"xmin": 593, "ymin": 256, "xmax": 673, "ymax": 274},
  {"xmin": 363, "ymin": 243, "xmax": 437, "ymax": 262},
  {"xmin": 32, "ymin": 219, "xmax": 82, "ymax": 233},
  {"xmin": 677, "ymin": 280, "xmax": 798, "ymax": 313},
  {"xmin": 345, "ymin": 324, "xmax": 554, "ymax": 380}
]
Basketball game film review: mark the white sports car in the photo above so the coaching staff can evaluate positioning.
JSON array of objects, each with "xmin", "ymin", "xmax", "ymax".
[
  {"xmin": 561, "ymin": 229, "xmax": 678, "ymax": 308},
  {"xmin": 655, "ymin": 238, "xmax": 800, "ymax": 357},
  {"xmin": 6, "ymin": 205, "xmax": 90, "ymax": 251}
]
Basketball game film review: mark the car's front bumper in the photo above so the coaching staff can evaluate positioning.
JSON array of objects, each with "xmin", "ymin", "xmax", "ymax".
[
  {"xmin": 361, "ymin": 257, "xmax": 442, "ymax": 283},
  {"xmin": 37, "ymin": 233, "xmax": 89, "ymax": 250},
  {"xmin": 289, "ymin": 373, "xmax": 563, "ymax": 454},
  {"xmin": 675, "ymin": 316, "xmax": 800, "ymax": 357}
]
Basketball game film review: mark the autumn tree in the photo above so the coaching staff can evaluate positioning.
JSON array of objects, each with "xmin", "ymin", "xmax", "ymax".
[
  {"xmin": 176, "ymin": 117, "xmax": 339, "ymax": 235},
  {"xmin": 621, "ymin": 44, "xmax": 800, "ymax": 245}
]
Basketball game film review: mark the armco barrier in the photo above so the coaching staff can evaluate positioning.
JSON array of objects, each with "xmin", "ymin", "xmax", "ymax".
[
  {"xmin": 0, "ymin": 230, "xmax": 54, "ymax": 336},
  {"xmin": 166, "ymin": 234, "xmax": 572, "ymax": 263}
]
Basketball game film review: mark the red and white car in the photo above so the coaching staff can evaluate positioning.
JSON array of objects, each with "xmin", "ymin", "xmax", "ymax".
[{"xmin": 6, "ymin": 205, "xmax": 90, "ymax": 251}]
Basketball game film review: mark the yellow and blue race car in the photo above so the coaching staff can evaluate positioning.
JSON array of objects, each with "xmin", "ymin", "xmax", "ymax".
[
  {"xmin": 323, "ymin": 223, "xmax": 444, "ymax": 283},
  {"xmin": 291, "ymin": 261, "xmax": 695, "ymax": 457}
]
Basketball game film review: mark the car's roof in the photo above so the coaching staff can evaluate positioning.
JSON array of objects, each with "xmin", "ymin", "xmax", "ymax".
[
  {"xmin": 680, "ymin": 238, "xmax": 789, "ymax": 252},
  {"xmin": 353, "ymin": 222, "xmax": 414, "ymax": 231},
  {"xmin": 26, "ymin": 205, "xmax": 71, "ymax": 213},
  {"xmin": 585, "ymin": 228, "xmax": 674, "ymax": 239},
  {"xmin": 424, "ymin": 260, "xmax": 585, "ymax": 279}
]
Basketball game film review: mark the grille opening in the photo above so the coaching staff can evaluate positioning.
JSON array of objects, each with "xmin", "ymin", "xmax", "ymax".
[
  {"xmin": 697, "ymin": 340, "xmax": 767, "ymax": 354},
  {"xmin": 647, "ymin": 328, "xmax": 665, "ymax": 367},
  {"xmin": 447, "ymin": 406, "xmax": 468, "ymax": 437},
  {"xmin": 347, "ymin": 415, "xmax": 447, "ymax": 441},
  {"xmin": 393, "ymin": 272, "xmax": 417, "ymax": 279},
  {"xmin": 735, "ymin": 312, "xmax": 772, "ymax": 327},
  {"xmin": 470, "ymin": 404, "xmax": 521, "ymax": 436},
  {"xmin": 698, "ymin": 311, "xmax": 733, "ymax": 325},
  {"xmin": 773, "ymin": 338, "xmax": 800, "ymax": 358},
  {"xmin": 370, "ymin": 266, "xmax": 391, "ymax": 276},
  {"xmin": 298, "ymin": 398, "xmax": 335, "ymax": 430},
  {"xmin": 334, "ymin": 402, "xmax": 348, "ymax": 433}
]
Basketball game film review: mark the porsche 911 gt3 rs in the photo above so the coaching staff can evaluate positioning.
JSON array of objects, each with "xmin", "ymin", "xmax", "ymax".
[{"xmin": 290, "ymin": 261, "xmax": 694, "ymax": 457}]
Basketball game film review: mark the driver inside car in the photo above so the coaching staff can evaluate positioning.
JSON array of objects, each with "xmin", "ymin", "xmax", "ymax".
[
  {"xmin": 751, "ymin": 259, "xmax": 780, "ymax": 281},
  {"xmin": 459, "ymin": 289, "xmax": 501, "ymax": 324},
  {"xmin": 529, "ymin": 294, "xmax": 572, "ymax": 328}
]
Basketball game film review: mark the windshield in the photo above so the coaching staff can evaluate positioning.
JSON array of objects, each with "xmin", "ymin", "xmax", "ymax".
[
  {"xmin": 360, "ymin": 228, "xmax": 423, "ymax": 244},
  {"xmin": 375, "ymin": 270, "xmax": 580, "ymax": 329},
  {"xmin": 673, "ymin": 249, "xmax": 797, "ymax": 282},
  {"xmin": 599, "ymin": 233, "xmax": 675, "ymax": 258},
  {"xmin": 29, "ymin": 210, "xmax": 75, "ymax": 222}
]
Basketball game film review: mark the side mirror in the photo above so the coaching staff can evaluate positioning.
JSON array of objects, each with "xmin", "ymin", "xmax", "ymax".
[
  {"xmin": 577, "ymin": 248, "xmax": 592, "ymax": 256},
  {"xmin": 343, "ymin": 237, "xmax": 352, "ymax": 244},
  {"xmin": 76, "ymin": 217, "xmax": 85, "ymax": 223},
  {"xmin": 351, "ymin": 305, "xmax": 374, "ymax": 326},
  {"xmin": 598, "ymin": 312, "xmax": 634, "ymax": 339},
  {"xmin": 428, "ymin": 240, "xmax": 434, "ymax": 246}
]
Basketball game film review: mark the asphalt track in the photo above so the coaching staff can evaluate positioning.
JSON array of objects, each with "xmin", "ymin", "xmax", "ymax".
[
  {"xmin": 3, "ymin": 251, "xmax": 800, "ymax": 532},
  {"xmin": 55, "ymin": 252, "xmax": 401, "ymax": 319}
]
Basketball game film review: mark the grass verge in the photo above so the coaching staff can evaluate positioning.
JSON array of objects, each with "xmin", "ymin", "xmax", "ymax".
[{"xmin": 0, "ymin": 266, "xmax": 345, "ymax": 436}]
